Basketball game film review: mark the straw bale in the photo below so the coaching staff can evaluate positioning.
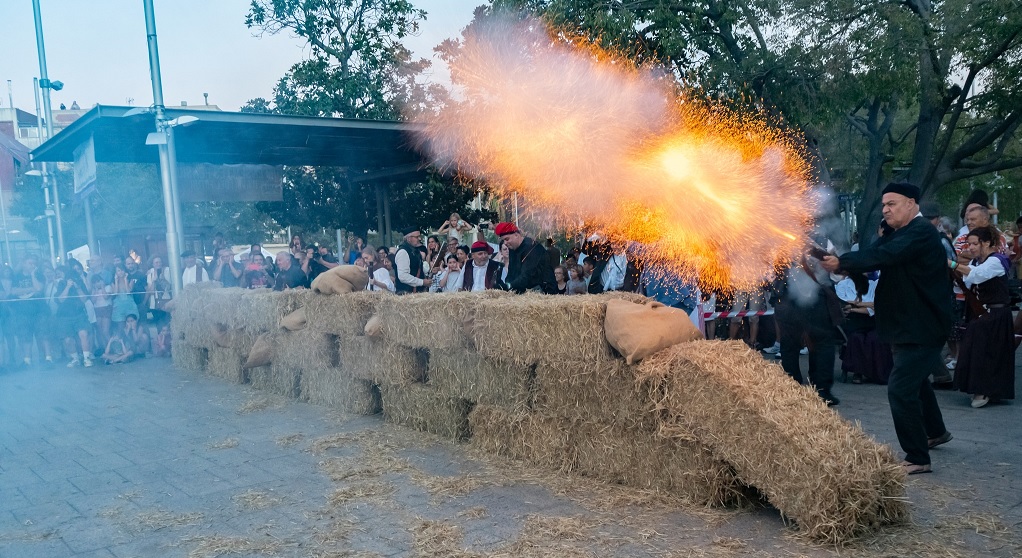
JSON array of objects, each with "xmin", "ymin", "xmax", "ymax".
[
  {"xmin": 377, "ymin": 290, "xmax": 512, "ymax": 350},
  {"xmin": 466, "ymin": 292, "xmax": 648, "ymax": 367},
  {"xmin": 337, "ymin": 335, "xmax": 426, "ymax": 385},
  {"xmin": 276, "ymin": 330, "xmax": 338, "ymax": 372},
  {"xmin": 231, "ymin": 289, "xmax": 279, "ymax": 333},
  {"xmin": 249, "ymin": 361, "xmax": 301, "ymax": 399},
  {"xmin": 379, "ymin": 383, "xmax": 472, "ymax": 440},
  {"xmin": 172, "ymin": 344, "xmax": 207, "ymax": 372},
  {"xmin": 206, "ymin": 346, "xmax": 248, "ymax": 384},
  {"xmin": 532, "ymin": 360, "xmax": 656, "ymax": 430},
  {"xmin": 305, "ymin": 290, "xmax": 384, "ymax": 338},
  {"xmin": 427, "ymin": 349, "xmax": 534, "ymax": 409},
  {"xmin": 212, "ymin": 327, "xmax": 256, "ymax": 352},
  {"xmin": 200, "ymin": 288, "xmax": 247, "ymax": 329},
  {"xmin": 469, "ymin": 405, "xmax": 749, "ymax": 507},
  {"xmin": 299, "ymin": 367, "xmax": 382, "ymax": 415},
  {"xmin": 636, "ymin": 340, "xmax": 908, "ymax": 543}
]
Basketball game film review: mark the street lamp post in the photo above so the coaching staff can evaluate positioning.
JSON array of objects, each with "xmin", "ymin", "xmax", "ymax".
[
  {"xmin": 143, "ymin": 0, "xmax": 184, "ymax": 296},
  {"xmin": 33, "ymin": 78, "xmax": 58, "ymax": 266},
  {"xmin": 31, "ymin": 0, "xmax": 66, "ymax": 261}
]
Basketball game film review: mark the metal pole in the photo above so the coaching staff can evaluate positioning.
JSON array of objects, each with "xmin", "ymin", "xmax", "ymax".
[
  {"xmin": 143, "ymin": 0, "xmax": 183, "ymax": 295},
  {"xmin": 0, "ymin": 173, "xmax": 11, "ymax": 265},
  {"xmin": 32, "ymin": 79, "xmax": 56, "ymax": 265},
  {"xmin": 32, "ymin": 0, "xmax": 66, "ymax": 261},
  {"xmin": 165, "ymin": 126, "xmax": 185, "ymax": 250}
]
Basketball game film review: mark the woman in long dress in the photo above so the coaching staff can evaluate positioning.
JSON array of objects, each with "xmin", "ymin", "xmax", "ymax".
[{"xmin": 953, "ymin": 225, "xmax": 1016, "ymax": 408}]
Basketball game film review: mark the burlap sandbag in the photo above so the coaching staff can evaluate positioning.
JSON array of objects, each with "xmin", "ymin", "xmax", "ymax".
[
  {"xmin": 364, "ymin": 314, "xmax": 384, "ymax": 337},
  {"xmin": 604, "ymin": 299, "xmax": 702, "ymax": 364},
  {"xmin": 243, "ymin": 333, "xmax": 273, "ymax": 369},
  {"xmin": 311, "ymin": 265, "xmax": 370, "ymax": 295},
  {"xmin": 280, "ymin": 307, "xmax": 307, "ymax": 331}
]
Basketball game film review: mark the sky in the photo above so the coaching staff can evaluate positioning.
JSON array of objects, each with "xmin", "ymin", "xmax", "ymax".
[{"xmin": 0, "ymin": 0, "xmax": 481, "ymax": 114}]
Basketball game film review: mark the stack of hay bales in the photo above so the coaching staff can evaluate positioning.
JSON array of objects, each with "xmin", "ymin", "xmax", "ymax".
[
  {"xmin": 638, "ymin": 341, "xmax": 908, "ymax": 543},
  {"xmin": 170, "ymin": 286, "xmax": 907, "ymax": 543}
]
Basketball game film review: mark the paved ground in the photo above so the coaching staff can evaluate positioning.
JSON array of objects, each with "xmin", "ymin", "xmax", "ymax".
[{"xmin": 1, "ymin": 352, "xmax": 1020, "ymax": 558}]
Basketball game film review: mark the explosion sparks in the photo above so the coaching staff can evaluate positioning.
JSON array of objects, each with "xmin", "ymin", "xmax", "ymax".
[{"xmin": 415, "ymin": 15, "xmax": 815, "ymax": 289}]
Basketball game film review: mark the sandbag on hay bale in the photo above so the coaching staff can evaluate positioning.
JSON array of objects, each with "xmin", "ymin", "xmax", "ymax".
[
  {"xmin": 276, "ymin": 330, "xmax": 338, "ymax": 371},
  {"xmin": 311, "ymin": 265, "xmax": 370, "ymax": 294},
  {"xmin": 427, "ymin": 349, "xmax": 533, "ymax": 409},
  {"xmin": 532, "ymin": 360, "xmax": 655, "ymax": 430},
  {"xmin": 605, "ymin": 299, "xmax": 703, "ymax": 364},
  {"xmin": 305, "ymin": 291, "xmax": 383, "ymax": 338},
  {"xmin": 469, "ymin": 405, "xmax": 750, "ymax": 507},
  {"xmin": 364, "ymin": 315, "xmax": 383, "ymax": 337},
  {"xmin": 378, "ymin": 291, "xmax": 512, "ymax": 350},
  {"xmin": 637, "ymin": 341, "xmax": 908, "ymax": 543},
  {"xmin": 337, "ymin": 335, "xmax": 426, "ymax": 385},
  {"xmin": 299, "ymin": 367, "xmax": 381, "ymax": 415},
  {"xmin": 247, "ymin": 363, "xmax": 299, "ymax": 398},
  {"xmin": 172, "ymin": 344, "xmax": 207, "ymax": 372},
  {"xmin": 276, "ymin": 289, "xmax": 311, "ymax": 324},
  {"xmin": 243, "ymin": 333, "xmax": 275, "ymax": 369},
  {"xmin": 206, "ymin": 346, "xmax": 248, "ymax": 384},
  {"xmin": 466, "ymin": 292, "xmax": 648, "ymax": 367},
  {"xmin": 379, "ymin": 383, "xmax": 472, "ymax": 440},
  {"xmin": 280, "ymin": 307, "xmax": 307, "ymax": 331}
]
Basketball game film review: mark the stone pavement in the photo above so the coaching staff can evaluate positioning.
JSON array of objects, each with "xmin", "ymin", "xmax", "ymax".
[{"xmin": 1, "ymin": 353, "xmax": 1020, "ymax": 558}]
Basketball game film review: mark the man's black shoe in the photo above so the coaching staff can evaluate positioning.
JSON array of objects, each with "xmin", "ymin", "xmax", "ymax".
[{"xmin": 819, "ymin": 391, "xmax": 840, "ymax": 406}]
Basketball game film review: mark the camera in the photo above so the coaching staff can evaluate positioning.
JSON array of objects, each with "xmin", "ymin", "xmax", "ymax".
[{"xmin": 479, "ymin": 222, "xmax": 490, "ymax": 230}]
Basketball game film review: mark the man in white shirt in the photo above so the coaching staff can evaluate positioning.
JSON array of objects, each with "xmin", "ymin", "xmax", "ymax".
[
  {"xmin": 600, "ymin": 243, "xmax": 628, "ymax": 291},
  {"xmin": 394, "ymin": 227, "xmax": 432, "ymax": 293},
  {"xmin": 462, "ymin": 241, "xmax": 503, "ymax": 291},
  {"xmin": 181, "ymin": 250, "xmax": 209, "ymax": 286}
]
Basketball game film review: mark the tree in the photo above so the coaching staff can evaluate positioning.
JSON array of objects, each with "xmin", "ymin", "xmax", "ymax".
[{"xmin": 245, "ymin": 0, "xmax": 479, "ymax": 239}]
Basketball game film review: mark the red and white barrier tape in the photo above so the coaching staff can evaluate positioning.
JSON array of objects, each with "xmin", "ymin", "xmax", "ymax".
[{"xmin": 702, "ymin": 308, "xmax": 775, "ymax": 320}]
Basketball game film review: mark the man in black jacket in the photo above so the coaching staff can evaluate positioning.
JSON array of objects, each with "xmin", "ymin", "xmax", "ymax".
[
  {"xmin": 495, "ymin": 222, "xmax": 556, "ymax": 294},
  {"xmin": 822, "ymin": 182, "xmax": 953, "ymax": 475}
]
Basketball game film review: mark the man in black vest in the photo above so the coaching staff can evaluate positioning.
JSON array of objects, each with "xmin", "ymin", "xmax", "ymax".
[
  {"xmin": 462, "ymin": 241, "xmax": 504, "ymax": 291},
  {"xmin": 822, "ymin": 182, "xmax": 953, "ymax": 475},
  {"xmin": 395, "ymin": 227, "xmax": 431, "ymax": 294},
  {"xmin": 495, "ymin": 222, "xmax": 556, "ymax": 294}
]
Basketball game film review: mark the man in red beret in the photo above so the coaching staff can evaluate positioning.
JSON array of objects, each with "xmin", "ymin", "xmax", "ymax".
[
  {"xmin": 495, "ymin": 222, "xmax": 557, "ymax": 294},
  {"xmin": 462, "ymin": 241, "xmax": 504, "ymax": 291}
]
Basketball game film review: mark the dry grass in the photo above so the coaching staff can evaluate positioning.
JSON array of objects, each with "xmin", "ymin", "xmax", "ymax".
[
  {"xmin": 236, "ymin": 393, "xmax": 286, "ymax": 414},
  {"xmin": 410, "ymin": 472, "xmax": 495, "ymax": 501},
  {"xmin": 457, "ymin": 506, "xmax": 489, "ymax": 520},
  {"xmin": 184, "ymin": 534, "xmax": 295, "ymax": 558},
  {"xmin": 275, "ymin": 433, "xmax": 304, "ymax": 447},
  {"xmin": 232, "ymin": 489, "xmax": 282, "ymax": 510},
  {"xmin": 131, "ymin": 509, "xmax": 204, "ymax": 532},
  {"xmin": 327, "ymin": 481, "xmax": 396, "ymax": 506},
  {"xmin": 207, "ymin": 437, "xmax": 239, "ymax": 450},
  {"xmin": 637, "ymin": 341, "xmax": 909, "ymax": 544},
  {"xmin": 319, "ymin": 455, "xmax": 411, "ymax": 482},
  {"xmin": 410, "ymin": 519, "xmax": 480, "ymax": 558}
]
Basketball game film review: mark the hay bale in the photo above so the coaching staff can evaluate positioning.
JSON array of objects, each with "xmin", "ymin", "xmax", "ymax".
[
  {"xmin": 466, "ymin": 292, "xmax": 648, "ymax": 367},
  {"xmin": 276, "ymin": 330, "xmax": 338, "ymax": 372},
  {"xmin": 337, "ymin": 335, "xmax": 426, "ymax": 385},
  {"xmin": 637, "ymin": 341, "xmax": 908, "ymax": 543},
  {"xmin": 212, "ymin": 326, "xmax": 256, "ymax": 352},
  {"xmin": 231, "ymin": 290, "xmax": 279, "ymax": 333},
  {"xmin": 532, "ymin": 360, "xmax": 655, "ymax": 430},
  {"xmin": 378, "ymin": 291, "xmax": 512, "ymax": 350},
  {"xmin": 305, "ymin": 291, "xmax": 383, "ymax": 338},
  {"xmin": 276, "ymin": 289, "xmax": 312, "ymax": 325},
  {"xmin": 172, "ymin": 344, "xmax": 207, "ymax": 372},
  {"xmin": 206, "ymin": 346, "xmax": 247, "ymax": 384},
  {"xmin": 469, "ymin": 405, "xmax": 750, "ymax": 507},
  {"xmin": 201, "ymin": 288, "xmax": 248, "ymax": 330},
  {"xmin": 299, "ymin": 367, "xmax": 381, "ymax": 415},
  {"xmin": 379, "ymin": 383, "xmax": 472, "ymax": 440},
  {"xmin": 249, "ymin": 362, "xmax": 301, "ymax": 399},
  {"xmin": 427, "ymin": 349, "xmax": 533, "ymax": 409}
]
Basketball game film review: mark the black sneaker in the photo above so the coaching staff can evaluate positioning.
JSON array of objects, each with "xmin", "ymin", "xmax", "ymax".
[{"xmin": 819, "ymin": 391, "xmax": 840, "ymax": 406}]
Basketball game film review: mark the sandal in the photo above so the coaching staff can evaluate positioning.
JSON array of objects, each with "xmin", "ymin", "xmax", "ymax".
[
  {"xmin": 901, "ymin": 462, "xmax": 932, "ymax": 475},
  {"xmin": 927, "ymin": 431, "xmax": 953, "ymax": 449}
]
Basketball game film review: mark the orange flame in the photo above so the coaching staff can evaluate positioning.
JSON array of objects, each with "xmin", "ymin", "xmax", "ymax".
[{"xmin": 415, "ymin": 16, "xmax": 814, "ymax": 289}]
